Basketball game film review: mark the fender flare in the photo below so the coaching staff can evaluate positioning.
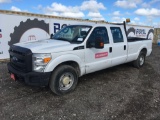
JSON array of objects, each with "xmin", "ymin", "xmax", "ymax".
[
  {"xmin": 136, "ymin": 45, "xmax": 148, "ymax": 59},
  {"xmin": 44, "ymin": 54, "xmax": 85, "ymax": 75}
]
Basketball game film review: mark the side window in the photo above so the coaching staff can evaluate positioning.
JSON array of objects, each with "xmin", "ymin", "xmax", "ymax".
[
  {"xmin": 88, "ymin": 27, "xmax": 109, "ymax": 45},
  {"xmin": 110, "ymin": 27, "xmax": 124, "ymax": 43}
]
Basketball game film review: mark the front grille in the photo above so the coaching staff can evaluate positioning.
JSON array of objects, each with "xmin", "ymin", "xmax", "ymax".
[
  {"xmin": 10, "ymin": 49, "xmax": 25, "ymax": 56},
  {"xmin": 9, "ymin": 45, "xmax": 32, "ymax": 73}
]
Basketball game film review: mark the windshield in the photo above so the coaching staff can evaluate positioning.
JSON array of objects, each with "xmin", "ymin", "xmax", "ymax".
[{"xmin": 52, "ymin": 25, "xmax": 92, "ymax": 43}]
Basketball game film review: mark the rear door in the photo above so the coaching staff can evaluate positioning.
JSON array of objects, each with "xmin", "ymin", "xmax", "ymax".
[
  {"xmin": 85, "ymin": 26, "xmax": 112, "ymax": 74},
  {"xmin": 110, "ymin": 26, "xmax": 127, "ymax": 66}
]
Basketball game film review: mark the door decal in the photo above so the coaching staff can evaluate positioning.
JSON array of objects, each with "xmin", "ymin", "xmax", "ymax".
[{"xmin": 95, "ymin": 52, "xmax": 108, "ymax": 58}]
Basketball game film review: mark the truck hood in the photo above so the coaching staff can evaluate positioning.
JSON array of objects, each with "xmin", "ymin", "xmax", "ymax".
[{"xmin": 14, "ymin": 39, "xmax": 78, "ymax": 53}]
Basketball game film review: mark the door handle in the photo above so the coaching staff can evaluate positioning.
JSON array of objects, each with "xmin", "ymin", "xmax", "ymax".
[
  {"xmin": 124, "ymin": 45, "xmax": 126, "ymax": 50},
  {"xmin": 109, "ymin": 47, "xmax": 112, "ymax": 53}
]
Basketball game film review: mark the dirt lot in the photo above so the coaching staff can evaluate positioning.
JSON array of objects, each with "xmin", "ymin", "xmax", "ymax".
[{"xmin": 0, "ymin": 44, "xmax": 160, "ymax": 120}]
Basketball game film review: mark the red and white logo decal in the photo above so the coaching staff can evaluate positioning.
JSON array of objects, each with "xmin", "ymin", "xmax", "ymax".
[{"xmin": 95, "ymin": 52, "xmax": 108, "ymax": 58}]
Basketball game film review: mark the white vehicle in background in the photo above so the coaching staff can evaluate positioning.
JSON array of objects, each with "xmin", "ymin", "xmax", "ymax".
[{"xmin": 7, "ymin": 21, "xmax": 152, "ymax": 95}]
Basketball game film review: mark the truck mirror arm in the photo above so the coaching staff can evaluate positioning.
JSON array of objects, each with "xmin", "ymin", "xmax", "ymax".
[
  {"xmin": 86, "ymin": 41, "xmax": 94, "ymax": 48},
  {"xmin": 50, "ymin": 34, "xmax": 54, "ymax": 39}
]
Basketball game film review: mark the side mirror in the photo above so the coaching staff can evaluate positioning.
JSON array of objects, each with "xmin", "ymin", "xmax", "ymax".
[
  {"xmin": 95, "ymin": 37, "xmax": 104, "ymax": 49},
  {"xmin": 50, "ymin": 34, "xmax": 54, "ymax": 39}
]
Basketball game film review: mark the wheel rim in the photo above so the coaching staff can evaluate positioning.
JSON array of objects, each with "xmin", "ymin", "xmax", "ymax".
[
  {"xmin": 59, "ymin": 72, "xmax": 74, "ymax": 91},
  {"xmin": 139, "ymin": 55, "xmax": 144, "ymax": 66}
]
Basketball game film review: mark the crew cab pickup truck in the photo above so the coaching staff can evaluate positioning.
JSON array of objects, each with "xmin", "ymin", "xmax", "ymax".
[{"xmin": 7, "ymin": 22, "xmax": 152, "ymax": 95}]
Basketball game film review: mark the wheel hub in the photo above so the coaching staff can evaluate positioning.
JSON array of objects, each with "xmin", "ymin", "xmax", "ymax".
[
  {"xmin": 62, "ymin": 76, "xmax": 70, "ymax": 85},
  {"xmin": 59, "ymin": 73, "xmax": 74, "ymax": 91},
  {"xmin": 140, "ymin": 56, "xmax": 144, "ymax": 65}
]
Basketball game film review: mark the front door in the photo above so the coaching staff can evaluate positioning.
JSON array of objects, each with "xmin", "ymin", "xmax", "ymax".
[{"xmin": 85, "ymin": 26, "xmax": 112, "ymax": 74}]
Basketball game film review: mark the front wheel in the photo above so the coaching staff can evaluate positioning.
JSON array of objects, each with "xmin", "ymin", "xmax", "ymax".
[
  {"xmin": 133, "ymin": 51, "xmax": 146, "ymax": 68},
  {"xmin": 49, "ymin": 65, "xmax": 78, "ymax": 95}
]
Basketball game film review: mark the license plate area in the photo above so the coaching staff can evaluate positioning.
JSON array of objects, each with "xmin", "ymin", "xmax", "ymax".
[{"xmin": 10, "ymin": 73, "xmax": 16, "ymax": 81}]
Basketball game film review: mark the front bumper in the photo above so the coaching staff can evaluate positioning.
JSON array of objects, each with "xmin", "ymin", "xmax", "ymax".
[{"xmin": 7, "ymin": 63, "xmax": 51, "ymax": 86}]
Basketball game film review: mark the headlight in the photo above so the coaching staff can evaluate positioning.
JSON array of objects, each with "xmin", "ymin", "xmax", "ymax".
[{"xmin": 32, "ymin": 53, "xmax": 52, "ymax": 72}]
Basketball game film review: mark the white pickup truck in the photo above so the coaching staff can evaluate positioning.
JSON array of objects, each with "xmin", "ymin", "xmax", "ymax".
[{"xmin": 7, "ymin": 22, "xmax": 152, "ymax": 95}]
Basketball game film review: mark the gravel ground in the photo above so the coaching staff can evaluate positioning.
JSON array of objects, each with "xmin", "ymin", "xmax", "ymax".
[{"xmin": 0, "ymin": 44, "xmax": 160, "ymax": 120}]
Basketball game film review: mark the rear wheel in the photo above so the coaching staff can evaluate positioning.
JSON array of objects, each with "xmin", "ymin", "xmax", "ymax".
[
  {"xmin": 49, "ymin": 65, "xmax": 78, "ymax": 95},
  {"xmin": 133, "ymin": 51, "xmax": 146, "ymax": 68}
]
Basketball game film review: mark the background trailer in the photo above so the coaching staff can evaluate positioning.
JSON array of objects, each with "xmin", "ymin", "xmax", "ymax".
[{"xmin": 0, "ymin": 10, "xmax": 154, "ymax": 59}]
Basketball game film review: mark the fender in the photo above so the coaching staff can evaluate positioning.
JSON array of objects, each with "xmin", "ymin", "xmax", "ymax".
[
  {"xmin": 44, "ymin": 54, "xmax": 85, "ymax": 76},
  {"xmin": 136, "ymin": 44, "xmax": 148, "ymax": 59}
]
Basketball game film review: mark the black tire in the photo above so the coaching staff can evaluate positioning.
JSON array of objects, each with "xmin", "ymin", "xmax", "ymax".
[
  {"xmin": 133, "ymin": 51, "xmax": 146, "ymax": 68},
  {"xmin": 49, "ymin": 65, "xmax": 78, "ymax": 95}
]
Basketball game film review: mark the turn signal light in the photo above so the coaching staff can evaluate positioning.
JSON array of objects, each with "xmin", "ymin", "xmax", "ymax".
[
  {"xmin": 43, "ymin": 57, "xmax": 51, "ymax": 63},
  {"xmin": 100, "ymin": 42, "xmax": 104, "ymax": 47}
]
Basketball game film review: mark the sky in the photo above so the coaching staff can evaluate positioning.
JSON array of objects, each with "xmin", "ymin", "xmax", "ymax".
[{"xmin": 0, "ymin": 0, "xmax": 160, "ymax": 28}]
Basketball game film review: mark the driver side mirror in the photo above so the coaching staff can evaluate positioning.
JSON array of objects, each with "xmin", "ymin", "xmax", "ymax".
[{"xmin": 95, "ymin": 37, "xmax": 104, "ymax": 49}]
